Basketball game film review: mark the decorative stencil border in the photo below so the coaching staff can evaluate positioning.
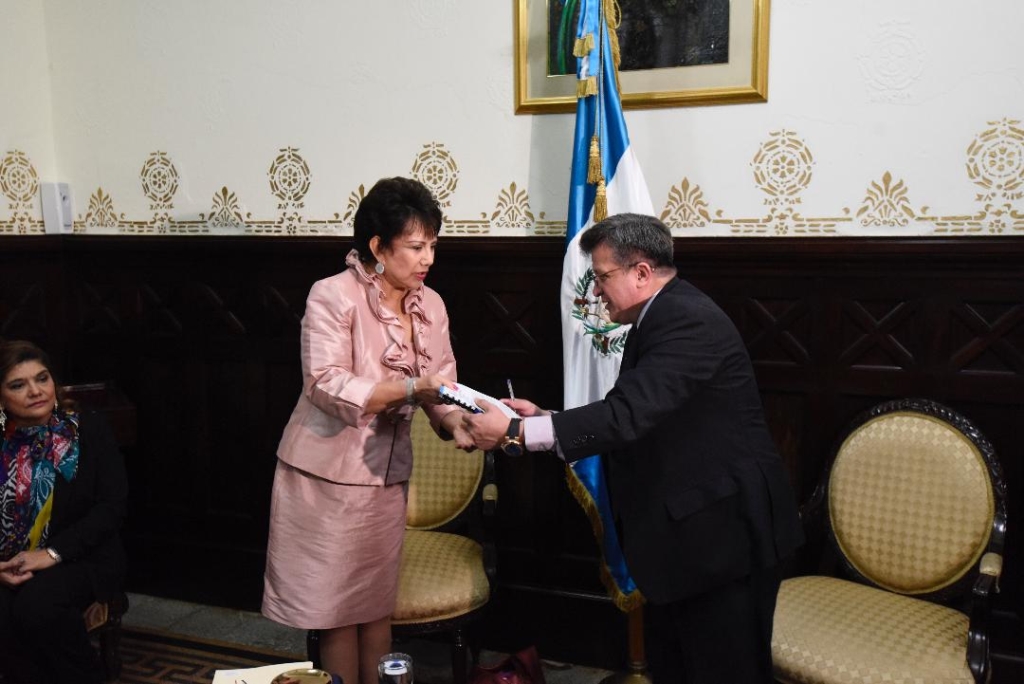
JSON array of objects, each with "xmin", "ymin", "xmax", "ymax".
[{"xmin": 2, "ymin": 118, "xmax": 1022, "ymax": 237}]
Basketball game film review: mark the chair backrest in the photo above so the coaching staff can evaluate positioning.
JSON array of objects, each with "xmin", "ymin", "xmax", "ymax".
[
  {"xmin": 407, "ymin": 410, "xmax": 484, "ymax": 531},
  {"xmin": 826, "ymin": 398, "xmax": 1006, "ymax": 597}
]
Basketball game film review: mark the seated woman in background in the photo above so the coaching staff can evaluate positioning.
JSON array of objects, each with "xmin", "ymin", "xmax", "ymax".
[{"xmin": 0, "ymin": 339, "xmax": 128, "ymax": 684}]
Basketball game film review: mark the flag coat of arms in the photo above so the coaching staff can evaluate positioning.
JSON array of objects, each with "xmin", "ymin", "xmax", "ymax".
[{"xmin": 560, "ymin": 0, "xmax": 654, "ymax": 612}]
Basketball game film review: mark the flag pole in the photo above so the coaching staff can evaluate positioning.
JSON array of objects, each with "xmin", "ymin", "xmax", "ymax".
[{"xmin": 600, "ymin": 605, "xmax": 651, "ymax": 684}]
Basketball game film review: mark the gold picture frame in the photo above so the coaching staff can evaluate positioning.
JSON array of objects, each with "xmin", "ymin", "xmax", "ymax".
[{"xmin": 514, "ymin": 0, "xmax": 771, "ymax": 114}]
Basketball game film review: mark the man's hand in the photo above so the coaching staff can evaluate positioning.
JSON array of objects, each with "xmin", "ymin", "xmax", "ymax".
[
  {"xmin": 463, "ymin": 399, "xmax": 524, "ymax": 451},
  {"xmin": 501, "ymin": 398, "xmax": 548, "ymax": 417}
]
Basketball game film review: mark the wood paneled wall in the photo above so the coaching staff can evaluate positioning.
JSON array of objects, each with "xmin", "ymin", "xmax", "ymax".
[{"xmin": 1, "ymin": 235, "xmax": 1021, "ymax": 674}]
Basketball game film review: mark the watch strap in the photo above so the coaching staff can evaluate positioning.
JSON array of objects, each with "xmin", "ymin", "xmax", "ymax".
[{"xmin": 500, "ymin": 417, "xmax": 523, "ymax": 455}]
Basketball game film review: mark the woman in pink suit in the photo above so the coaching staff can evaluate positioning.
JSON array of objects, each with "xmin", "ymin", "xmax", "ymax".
[{"xmin": 262, "ymin": 177, "xmax": 472, "ymax": 684}]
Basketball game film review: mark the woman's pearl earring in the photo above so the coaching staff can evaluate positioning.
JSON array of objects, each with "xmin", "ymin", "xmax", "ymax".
[{"xmin": 375, "ymin": 261, "xmax": 385, "ymax": 275}]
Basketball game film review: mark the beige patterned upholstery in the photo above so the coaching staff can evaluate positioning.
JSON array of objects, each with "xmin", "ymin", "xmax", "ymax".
[
  {"xmin": 773, "ymin": 576, "xmax": 973, "ymax": 684},
  {"xmin": 829, "ymin": 413, "xmax": 992, "ymax": 593},
  {"xmin": 772, "ymin": 400, "xmax": 1005, "ymax": 684},
  {"xmin": 393, "ymin": 529, "xmax": 490, "ymax": 624},
  {"xmin": 406, "ymin": 410, "xmax": 484, "ymax": 529},
  {"xmin": 397, "ymin": 412, "xmax": 489, "ymax": 625}
]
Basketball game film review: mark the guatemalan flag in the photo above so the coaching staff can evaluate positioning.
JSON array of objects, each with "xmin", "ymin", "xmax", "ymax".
[{"xmin": 561, "ymin": 0, "xmax": 653, "ymax": 612}]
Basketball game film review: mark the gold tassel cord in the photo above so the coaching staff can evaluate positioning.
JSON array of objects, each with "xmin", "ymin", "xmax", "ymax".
[
  {"xmin": 594, "ymin": 179, "xmax": 608, "ymax": 222},
  {"xmin": 587, "ymin": 136, "xmax": 603, "ymax": 184},
  {"xmin": 604, "ymin": 0, "xmax": 623, "ymax": 96},
  {"xmin": 606, "ymin": 0, "xmax": 622, "ymax": 28},
  {"xmin": 605, "ymin": 0, "xmax": 622, "ymax": 67}
]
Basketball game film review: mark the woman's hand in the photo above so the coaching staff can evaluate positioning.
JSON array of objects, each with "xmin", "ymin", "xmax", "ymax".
[
  {"xmin": 449, "ymin": 420, "xmax": 478, "ymax": 452},
  {"xmin": 412, "ymin": 374, "xmax": 457, "ymax": 406},
  {"xmin": 0, "ymin": 567, "xmax": 32, "ymax": 587},
  {"xmin": 439, "ymin": 410, "xmax": 477, "ymax": 452},
  {"xmin": 0, "ymin": 549, "xmax": 55, "ymax": 587}
]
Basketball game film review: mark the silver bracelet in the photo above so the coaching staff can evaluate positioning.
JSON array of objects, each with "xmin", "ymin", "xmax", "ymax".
[
  {"xmin": 45, "ymin": 547, "xmax": 62, "ymax": 563},
  {"xmin": 406, "ymin": 377, "xmax": 417, "ymax": 405}
]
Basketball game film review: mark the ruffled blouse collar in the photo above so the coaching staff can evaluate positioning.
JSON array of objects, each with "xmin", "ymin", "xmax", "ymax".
[{"xmin": 345, "ymin": 249, "xmax": 432, "ymax": 377}]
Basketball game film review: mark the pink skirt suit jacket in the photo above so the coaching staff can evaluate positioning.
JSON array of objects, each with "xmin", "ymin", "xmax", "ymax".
[{"xmin": 262, "ymin": 249, "xmax": 461, "ymax": 629}]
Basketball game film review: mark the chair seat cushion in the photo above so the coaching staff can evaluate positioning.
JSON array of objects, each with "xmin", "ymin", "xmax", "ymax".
[
  {"xmin": 392, "ymin": 530, "xmax": 489, "ymax": 625},
  {"xmin": 772, "ymin": 576, "xmax": 973, "ymax": 684}
]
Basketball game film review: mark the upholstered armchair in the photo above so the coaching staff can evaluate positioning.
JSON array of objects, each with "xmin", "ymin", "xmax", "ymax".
[
  {"xmin": 309, "ymin": 409, "xmax": 497, "ymax": 684},
  {"xmin": 772, "ymin": 398, "xmax": 1007, "ymax": 684},
  {"xmin": 391, "ymin": 409, "xmax": 497, "ymax": 683}
]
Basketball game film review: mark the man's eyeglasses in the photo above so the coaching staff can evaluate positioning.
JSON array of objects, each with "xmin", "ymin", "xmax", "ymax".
[{"xmin": 593, "ymin": 263, "xmax": 638, "ymax": 284}]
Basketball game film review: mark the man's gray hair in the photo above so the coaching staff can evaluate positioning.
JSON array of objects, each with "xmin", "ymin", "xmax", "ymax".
[{"xmin": 579, "ymin": 213, "xmax": 675, "ymax": 269}]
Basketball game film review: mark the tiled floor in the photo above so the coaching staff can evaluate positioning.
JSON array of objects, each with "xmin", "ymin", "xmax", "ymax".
[
  {"xmin": 123, "ymin": 593, "xmax": 306, "ymax": 656},
  {"xmin": 122, "ymin": 593, "xmax": 618, "ymax": 684}
]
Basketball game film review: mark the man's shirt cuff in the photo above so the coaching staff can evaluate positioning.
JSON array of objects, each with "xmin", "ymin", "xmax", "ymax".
[{"xmin": 524, "ymin": 415, "xmax": 566, "ymax": 460}]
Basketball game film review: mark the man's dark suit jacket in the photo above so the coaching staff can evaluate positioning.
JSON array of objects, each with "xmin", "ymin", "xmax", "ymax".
[{"xmin": 552, "ymin": 278, "xmax": 803, "ymax": 605}]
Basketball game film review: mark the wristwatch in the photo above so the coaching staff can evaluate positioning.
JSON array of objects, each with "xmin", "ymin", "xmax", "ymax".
[{"xmin": 499, "ymin": 418, "xmax": 524, "ymax": 457}]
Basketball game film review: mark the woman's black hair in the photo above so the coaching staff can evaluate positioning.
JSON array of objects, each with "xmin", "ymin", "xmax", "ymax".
[{"xmin": 352, "ymin": 177, "xmax": 443, "ymax": 263}]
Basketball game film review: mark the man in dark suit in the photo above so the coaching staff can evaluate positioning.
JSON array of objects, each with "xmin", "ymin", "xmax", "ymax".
[{"xmin": 463, "ymin": 213, "xmax": 803, "ymax": 684}]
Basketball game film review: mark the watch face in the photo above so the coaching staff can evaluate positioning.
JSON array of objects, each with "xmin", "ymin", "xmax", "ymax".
[{"xmin": 502, "ymin": 441, "xmax": 524, "ymax": 457}]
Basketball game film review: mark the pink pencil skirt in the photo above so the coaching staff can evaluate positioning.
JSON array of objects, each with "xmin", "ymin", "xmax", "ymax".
[{"xmin": 262, "ymin": 459, "xmax": 408, "ymax": 629}]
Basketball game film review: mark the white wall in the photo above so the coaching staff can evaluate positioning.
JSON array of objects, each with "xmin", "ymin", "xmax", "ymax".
[
  {"xmin": 2, "ymin": 0, "xmax": 1023, "ymax": 237},
  {"xmin": 0, "ymin": 0, "xmax": 56, "ymax": 233}
]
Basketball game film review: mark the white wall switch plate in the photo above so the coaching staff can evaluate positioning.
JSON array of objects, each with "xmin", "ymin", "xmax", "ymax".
[{"xmin": 40, "ymin": 182, "xmax": 74, "ymax": 234}]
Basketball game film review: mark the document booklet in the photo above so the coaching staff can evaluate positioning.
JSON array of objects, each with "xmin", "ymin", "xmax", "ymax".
[
  {"xmin": 439, "ymin": 384, "xmax": 518, "ymax": 419},
  {"xmin": 212, "ymin": 662, "xmax": 316, "ymax": 684}
]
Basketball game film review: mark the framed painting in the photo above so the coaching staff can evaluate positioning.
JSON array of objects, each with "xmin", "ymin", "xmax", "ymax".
[{"xmin": 514, "ymin": 0, "xmax": 771, "ymax": 114}]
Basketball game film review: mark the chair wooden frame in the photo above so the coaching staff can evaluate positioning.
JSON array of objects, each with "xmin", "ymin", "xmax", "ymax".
[
  {"xmin": 85, "ymin": 592, "xmax": 130, "ymax": 681},
  {"xmin": 776, "ymin": 398, "xmax": 1008, "ymax": 684}
]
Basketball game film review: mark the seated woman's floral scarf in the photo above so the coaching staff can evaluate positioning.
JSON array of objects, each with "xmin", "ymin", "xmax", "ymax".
[{"xmin": 0, "ymin": 408, "xmax": 80, "ymax": 561}]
